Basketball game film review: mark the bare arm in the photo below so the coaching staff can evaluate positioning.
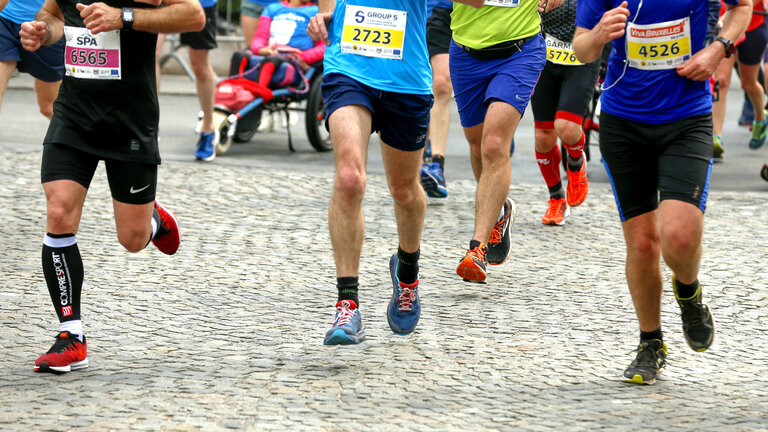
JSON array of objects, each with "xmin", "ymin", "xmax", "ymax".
[
  {"xmin": 307, "ymin": 0, "xmax": 335, "ymax": 45},
  {"xmin": 572, "ymin": 1, "xmax": 629, "ymax": 63},
  {"xmin": 73, "ymin": 0, "xmax": 204, "ymax": 35},
  {"xmin": 0, "ymin": 0, "xmax": 8, "ymax": 12},
  {"xmin": 19, "ymin": 0, "xmax": 64, "ymax": 52},
  {"xmin": 676, "ymin": 0, "xmax": 752, "ymax": 81}
]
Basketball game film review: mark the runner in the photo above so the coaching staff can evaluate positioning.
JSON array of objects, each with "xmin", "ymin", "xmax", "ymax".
[
  {"xmin": 420, "ymin": 0, "xmax": 452, "ymax": 198},
  {"xmin": 308, "ymin": 0, "xmax": 433, "ymax": 344},
  {"xmin": 573, "ymin": 0, "xmax": 750, "ymax": 385},
  {"xmin": 0, "ymin": 0, "xmax": 63, "ymax": 119},
  {"xmin": 451, "ymin": 0, "xmax": 563, "ymax": 283},
  {"xmin": 531, "ymin": 0, "xmax": 598, "ymax": 226},
  {"xmin": 20, "ymin": 0, "xmax": 204, "ymax": 373}
]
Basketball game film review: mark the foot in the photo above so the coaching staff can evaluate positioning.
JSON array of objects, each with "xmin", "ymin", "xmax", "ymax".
[
  {"xmin": 486, "ymin": 198, "xmax": 516, "ymax": 265},
  {"xmin": 456, "ymin": 243, "xmax": 488, "ymax": 283},
  {"xmin": 323, "ymin": 300, "xmax": 365, "ymax": 345},
  {"xmin": 420, "ymin": 162, "xmax": 448, "ymax": 198},
  {"xmin": 761, "ymin": 162, "xmax": 768, "ymax": 182},
  {"xmin": 541, "ymin": 197, "xmax": 570, "ymax": 226},
  {"xmin": 749, "ymin": 117, "xmax": 768, "ymax": 150},
  {"xmin": 152, "ymin": 201, "xmax": 180, "ymax": 255},
  {"xmin": 713, "ymin": 135, "xmax": 724, "ymax": 159},
  {"xmin": 386, "ymin": 255, "xmax": 420, "ymax": 334},
  {"xmin": 622, "ymin": 339, "xmax": 667, "ymax": 385},
  {"xmin": 566, "ymin": 155, "xmax": 589, "ymax": 207},
  {"xmin": 195, "ymin": 131, "xmax": 216, "ymax": 161},
  {"xmin": 673, "ymin": 278, "xmax": 716, "ymax": 352},
  {"xmin": 34, "ymin": 331, "xmax": 88, "ymax": 374}
]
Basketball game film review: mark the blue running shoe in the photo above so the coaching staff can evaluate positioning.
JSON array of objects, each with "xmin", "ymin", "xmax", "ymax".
[
  {"xmin": 423, "ymin": 139, "xmax": 432, "ymax": 160},
  {"xmin": 420, "ymin": 162, "xmax": 448, "ymax": 198},
  {"xmin": 323, "ymin": 300, "xmax": 365, "ymax": 345},
  {"xmin": 509, "ymin": 138, "xmax": 515, "ymax": 157},
  {"xmin": 749, "ymin": 117, "xmax": 768, "ymax": 149},
  {"xmin": 387, "ymin": 254, "xmax": 420, "ymax": 334},
  {"xmin": 195, "ymin": 131, "xmax": 216, "ymax": 161},
  {"xmin": 739, "ymin": 98, "xmax": 755, "ymax": 127}
]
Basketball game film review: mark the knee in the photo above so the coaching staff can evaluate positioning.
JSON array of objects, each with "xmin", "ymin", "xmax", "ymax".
[
  {"xmin": 554, "ymin": 119, "xmax": 583, "ymax": 144},
  {"xmin": 191, "ymin": 62, "xmax": 212, "ymax": 80},
  {"xmin": 117, "ymin": 227, "xmax": 150, "ymax": 253},
  {"xmin": 432, "ymin": 72, "xmax": 452, "ymax": 100},
  {"xmin": 46, "ymin": 199, "xmax": 79, "ymax": 233},
  {"xmin": 334, "ymin": 165, "xmax": 366, "ymax": 202},
  {"xmin": 535, "ymin": 128, "xmax": 557, "ymax": 152},
  {"xmin": 660, "ymin": 225, "xmax": 699, "ymax": 257},
  {"xmin": 628, "ymin": 233, "xmax": 661, "ymax": 261},
  {"xmin": 389, "ymin": 179, "xmax": 422, "ymax": 207},
  {"xmin": 481, "ymin": 134, "xmax": 509, "ymax": 161},
  {"xmin": 39, "ymin": 104, "xmax": 54, "ymax": 120}
]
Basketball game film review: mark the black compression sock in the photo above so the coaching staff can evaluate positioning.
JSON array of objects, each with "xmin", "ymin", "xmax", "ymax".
[
  {"xmin": 548, "ymin": 183, "xmax": 565, "ymax": 200},
  {"xmin": 640, "ymin": 327, "xmax": 664, "ymax": 342},
  {"xmin": 42, "ymin": 233, "xmax": 84, "ymax": 323},
  {"xmin": 567, "ymin": 154, "xmax": 583, "ymax": 172},
  {"xmin": 432, "ymin": 155, "xmax": 445, "ymax": 172},
  {"xmin": 336, "ymin": 277, "xmax": 359, "ymax": 305},
  {"xmin": 674, "ymin": 277, "xmax": 700, "ymax": 299},
  {"xmin": 396, "ymin": 247, "xmax": 420, "ymax": 285}
]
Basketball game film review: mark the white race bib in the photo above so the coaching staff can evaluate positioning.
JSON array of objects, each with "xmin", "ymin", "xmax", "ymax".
[
  {"xmin": 484, "ymin": 0, "xmax": 520, "ymax": 7},
  {"xmin": 340, "ymin": 5, "xmax": 407, "ymax": 60},
  {"xmin": 545, "ymin": 34, "xmax": 583, "ymax": 66},
  {"xmin": 64, "ymin": 26, "xmax": 121, "ymax": 80},
  {"xmin": 625, "ymin": 17, "xmax": 692, "ymax": 70}
]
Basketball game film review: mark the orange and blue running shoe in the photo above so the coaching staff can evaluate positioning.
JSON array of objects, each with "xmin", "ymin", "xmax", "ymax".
[
  {"xmin": 34, "ymin": 331, "xmax": 88, "ymax": 374},
  {"xmin": 324, "ymin": 300, "xmax": 365, "ymax": 345},
  {"xmin": 566, "ymin": 155, "xmax": 589, "ymax": 207},
  {"xmin": 456, "ymin": 243, "xmax": 488, "ymax": 283},
  {"xmin": 542, "ymin": 198, "xmax": 570, "ymax": 226},
  {"xmin": 152, "ymin": 201, "xmax": 180, "ymax": 255}
]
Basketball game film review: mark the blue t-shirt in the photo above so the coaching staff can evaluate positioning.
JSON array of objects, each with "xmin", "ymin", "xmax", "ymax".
[
  {"xmin": 434, "ymin": 0, "xmax": 453, "ymax": 9},
  {"xmin": 323, "ymin": 0, "xmax": 432, "ymax": 94},
  {"xmin": 576, "ymin": 0, "xmax": 736, "ymax": 123},
  {"xmin": 245, "ymin": 0, "xmax": 280, "ymax": 7},
  {"xmin": 262, "ymin": 2, "xmax": 318, "ymax": 50},
  {"xmin": 200, "ymin": 0, "xmax": 218, "ymax": 9},
  {"xmin": 0, "ymin": 0, "xmax": 45, "ymax": 24}
]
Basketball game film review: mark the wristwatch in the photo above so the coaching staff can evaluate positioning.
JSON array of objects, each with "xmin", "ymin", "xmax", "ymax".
[
  {"xmin": 122, "ymin": 7, "xmax": 134, "ymax": 31},
  {"xmin": 714, "ymin": 36, "xmax": 734, "ymax": 58}
]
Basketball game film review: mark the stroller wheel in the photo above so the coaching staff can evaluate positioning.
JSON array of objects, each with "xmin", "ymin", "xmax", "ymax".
[{"xmin": 213, "ymin": 110, "xmax": 233, "ymax": 155}]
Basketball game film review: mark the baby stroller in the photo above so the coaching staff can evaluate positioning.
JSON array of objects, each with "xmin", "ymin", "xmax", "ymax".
[{"xmin": 202, "ymin": 49, "xmax": 330, "ymax": 155}]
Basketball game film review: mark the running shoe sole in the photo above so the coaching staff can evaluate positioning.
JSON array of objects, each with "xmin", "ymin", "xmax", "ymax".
[
  {"xmin": 542, "ymin": 206, "xmax": 570, "ymax": 226},
  {"xmin": 622, "ymin": 367, "xmax": 663, "ymax": 385},
  {"xmin": 152, "ymin": 201, "xmax": 180, "ymax": 255},
  {"xmin": 323, "ymin": 329, "xmax": 364, "ymax": 345},
  {"xmin": 456, "ymin": 257, "xmax": 487, "ymax": 283},
  {"xmin": 34, "ymin": 358, "xmax": 89, "ymax": 374},
  {"xmin": 488, "ymin": 199, "xmax": 517, "ymax": 266}
]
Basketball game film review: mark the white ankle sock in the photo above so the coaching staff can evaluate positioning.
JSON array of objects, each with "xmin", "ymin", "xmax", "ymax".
[{"xmin": 60, "ymin": 320, "xmax": 84, "ymax": 341}]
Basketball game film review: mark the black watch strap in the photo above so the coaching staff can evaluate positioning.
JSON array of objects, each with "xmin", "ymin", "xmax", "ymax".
[{"xmin": 715, "ymin": 36, "xmax": 734, "ymax": 58}]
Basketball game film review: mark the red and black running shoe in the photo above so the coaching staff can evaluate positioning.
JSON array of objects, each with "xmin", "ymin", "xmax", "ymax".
[
  {"xmin": 34, "ymin": 331, "xmax": 88, "ymax": 374},
  {"xmin": 152, "ymin": 201, "xmax": 180, "ymax": 255}
]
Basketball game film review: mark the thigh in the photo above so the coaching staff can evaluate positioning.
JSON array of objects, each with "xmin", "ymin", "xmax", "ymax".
[
  {"xmin": 18, "ymin": 37, "xmax": 65, "ymax": 82},
  {"xmin": 328, "ymin": 104, "xmax": 373, "ymax": 172},
  {"xmin": 657, "ymin": 114, "xmax": 713, "ymax": 212},
  {"xmin": 449, "ymin": 41, "xmax": 493, "ymax": 128},
  {"xmin": 0, "ymin": 18, "xmax": 21, "ymax": 64},
  {"xmin": 599, "ymin": 112, "xmax": 660, "ymax": 222},
  {"xmin": 737, "ymin": 22, "xmax": 768, "ymax": 66},
  {"xmin": 322, "ymin": 72, "xmax": 376, "ymax": 134},
  {"xmin": 556, "ymin": 61, "xmax": 600, "ymax": 121},
  {"xmin": 485, "ymin": 35, "xmax": 547, "ymax": 117},
  {"xmin": 41, "ymin": 142, "xmax": 99, "ymax": 189},
  {"xmin": 104, "ymin": 159, "xmax": 157, "ymax": 205}
]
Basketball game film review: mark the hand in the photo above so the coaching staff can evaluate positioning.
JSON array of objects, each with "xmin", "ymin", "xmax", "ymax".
[
  {"xmin": 594, "ymin": 1, "xmax": 630, "ymax": 44},
  {"xmin": 538, "ymin": 0, "xmax": 564, "ymax": 13},
  {"xmin": 307, "ymin": 12, "xmax": 332, "ymax": 46},
  {"xmin": 676, "ymin": 44, "xmax": 722, "ymax": 81},
  {"xmin": 76, "ymin": 2, "xmax": 122, "ymax": 34},
  {"xmin": 19, "ymin": 21, "xmax": 48, "ymax": 52},
  {"xmin": 258, "ymin": 46, "xmax": 278, "ymax": 56}
]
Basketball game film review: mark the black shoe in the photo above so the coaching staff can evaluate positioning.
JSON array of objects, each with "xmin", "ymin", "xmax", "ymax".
[
  {"xmin": 486, "ymin": 198, "xmax": 516, "ymax": 265},
  {"xmin": 673, "ymin": 278, "xmax": 716, "ymax": 352},
  {"xmin": 623, "ymin": 339, "xmax": 667, "ymax": 385}
]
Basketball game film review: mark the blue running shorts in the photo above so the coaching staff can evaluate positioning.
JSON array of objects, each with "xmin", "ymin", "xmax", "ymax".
[
  {"xmin": 0, "ymin": 16, "xmax": 64, "ymax": 82},
  {"xmin": 321, "ymin": 73, "xmax": 433, "ymax": 152},
  {"xmin": 449, "ymin": 34, "xmax": 545, "ymax": 128}
]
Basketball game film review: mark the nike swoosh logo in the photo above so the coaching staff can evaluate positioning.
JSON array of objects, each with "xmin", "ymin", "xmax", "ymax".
[
  {"xmin": 515, "ymin": 94, "xmax": 525, "ymax": 100},
  {"xmin": 130, "ymin": 185, "xmax": 150, "ymax": 194}
]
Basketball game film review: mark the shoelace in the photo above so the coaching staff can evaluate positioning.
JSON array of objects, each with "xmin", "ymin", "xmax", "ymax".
[
  {"xmin": 681, "ymin": 302, "xmax": 709, "ymax": 329},
  {"xmin": 546, "ymin": 199, "xmax": 565, "ymax": 217},
  {"xmin": 334, "ymin": 304, "xmax": 356, "ymax": 326},
  {"xmin": 47, "ymin": 333, "xmax": 80, "ymax": 354},
  {"xmin": 397, "ymin": 285, "xmax": 416, "ymax": 311},
  {"xmin": 488, "ymin": 219, "xmax": 505, "ymax": 244},
  {"xmin": 630, "ymin": 342, "xmax": 663, "ymax": 367}
]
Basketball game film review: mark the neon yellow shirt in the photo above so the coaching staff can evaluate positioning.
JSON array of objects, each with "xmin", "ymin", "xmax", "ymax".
[{"xmin": 451, "ymin": 0, "xmax": 541, "ymax": 49}]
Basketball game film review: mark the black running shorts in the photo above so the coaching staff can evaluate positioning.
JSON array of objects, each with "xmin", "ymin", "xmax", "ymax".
[
  {"xmin": 180, "ymin": 6, "xmax": 218, "ymax": 50},
  {"xmin": 41, "ymin": 142, "xmax": 158, "ymax": 205},
  {"xmin": 599, "ymin": 112, "xmax": 713, "ymax": 222},
  {"xmin": 531, "ymin": 60, "xmax": 600, "ymax": 128},
  {"xmin": 426, "ymin": 7, "xmax": 452, "ymax": 58}
]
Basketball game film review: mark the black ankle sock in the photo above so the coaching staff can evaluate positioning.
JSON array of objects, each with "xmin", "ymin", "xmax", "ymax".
[
  {"xmin": 397, "ymin": 247, "xmax": 420, "ymax": 285},
  {"xmin": 432, "ymin": 155, "xmax": 445, "ymax": 172},
  {"xmin": 674, "ymin": 278, "xmax": 699, "ymax": 299},
  {"xmin": 336, "ymin": 277, "xmax": 359, "ymax": 305},
  {"xmin": 42, "ymin": 234, "xmax": 84, "ymax": 322},
  {"xmin": 469, "ymin": 239, "xmax": 481, "ymax": 250},
  {"xmin": 567, "ymin": 154, "xmax": 583, "ymax": 172},
  {"xmin": 548, "ymin": 183, "xmax": 565, "ymax": 200},
  {"xmin": 640, "ymin": 327, "xmax": 663, "ymax": 342}
]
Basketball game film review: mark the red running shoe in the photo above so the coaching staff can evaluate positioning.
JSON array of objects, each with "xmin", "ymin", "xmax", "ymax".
[
  {"xmin": 34, "ymin": 331, "xmax": 88, "ymax": 374},
  {"xmin": 566, "ymin": 155, "xmax": 589, "ymax": 207},
  {"xmin": 456, "ymin": 243, "xmax": 488, "ymax": 283},
  {"xmin": 152, "ymin": 201, "xmax": 180, "ymax": 255}
]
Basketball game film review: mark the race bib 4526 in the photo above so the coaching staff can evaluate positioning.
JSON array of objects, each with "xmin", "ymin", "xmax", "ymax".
[{"xmin": 626, "ymin": 17, "xmax": 692, "ymax": 70}]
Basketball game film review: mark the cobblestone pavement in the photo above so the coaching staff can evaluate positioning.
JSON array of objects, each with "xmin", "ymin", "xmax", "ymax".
[{"xmin": 1, "ymin": 145, "xmax": 767, "ymax": 431}]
